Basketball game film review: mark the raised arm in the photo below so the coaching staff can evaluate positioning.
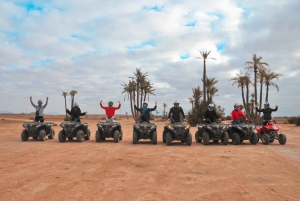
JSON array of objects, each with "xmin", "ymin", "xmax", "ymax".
[
  {"xmin": 30, "ymin": 96, "xmax": 37, "ymax": 107},
  {"xmin": 66, "ymin": 109, "xmax": 71, "ymax": 115},
  {"xmin": 115, "ymin": 101, "xmax": 121, "ymax": 110},
  {"xmin": 149, "ymin": 105, "xmax": 157, "ymax": 112},
  {"xmin": 271, "ymin": 105, "xmax": 278, "ymax": 112},
  {"xmin": 100, "ymin": 100, "xmax": 106, "ymax": 109},
  {"xmin": 134, "ymin": 105, "xmax": 141, "ymax": 111},
  {"xmin": 43, "ymin": 97, "xmax": 48, "ymax": 108}
]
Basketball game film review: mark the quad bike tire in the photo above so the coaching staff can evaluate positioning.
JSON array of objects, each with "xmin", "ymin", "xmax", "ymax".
[
  {"xmin": 166, "ymin": 132, "xmax": 172, "ymax": 146},
  {"xmin": 232, "ymin": 132, "xmax": 240, "ymax": 145},
  {"xmin": 39, "ymin": 129, "xmax": 46, "ymax": 141},
  {"xmin": 250, "ymin": 132, "xmax": 259, "ymax": 145},
  {"xmin": 76, "ymin": 130, "xmax": 84, "ymax": 142},
  {"xmin": 95, "ymin": 130, "xmax": 101, "ymax": 142},
  {"xmin": 195, "ymin": 131, "xmax": 202, "ymax": 143},
  {"xmin": 262, "ymin": 134, "xmax": 270, "ymax": 145},
  {"xmin": 21, "ymin": 130, "xmax": 29, "ymax": 141},
  {"xmin": 58, "ymin": 130, "xmax": 66, "ymax": 142},
  {"xmin": 84, "ymin": 129, "xmax": 91, "ymax": 140},
  {"xmin": 186, "ymin": 132, "xmax": 192, "ymax": 146},
  {"xmin": 133, "ymin": 131, "xmax": 138, "ymax": 144},
  {"xmin": 48, "ymin": 129, "xmax": 55, "ymax": 139},
  {"xmin": 221, "ymin": 132, "xmax": 229, "ymax": 145},
  {"xmin": 119, "ymin": 130, "xmax": 123, "ymax": 141},
  {"xmin": 114, "ymin": 130, "xmax": 120, "ymax": 143},
  {"xmin": 278, "ymin": 134, "xmax": 287, "ymax": 145},
  {"xmin": 152, "ymin": 131, "xmax": 157, "ymax": 144},
  {"xmin": 162, "ymin": 133, "xmax": 166, "ymax": 143},
  {"xmin": 202, "ymin": 132, "xmax": 209, "ymax": 145}
]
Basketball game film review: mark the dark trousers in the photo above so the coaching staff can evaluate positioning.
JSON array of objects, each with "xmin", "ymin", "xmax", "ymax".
[{"xmin": 35, "ymin": 116, "xmax": 44, "ymax": 122}]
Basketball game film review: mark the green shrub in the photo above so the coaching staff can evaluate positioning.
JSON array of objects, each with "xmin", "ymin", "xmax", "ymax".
[{"xmin": 287, "ymin": 116, "xmax": 300, "ymax": 125}]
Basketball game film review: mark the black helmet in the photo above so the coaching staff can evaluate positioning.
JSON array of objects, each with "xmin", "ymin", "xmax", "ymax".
[
  {"xmin": 264, "ymin": 102, "xmax": 270, "ymax": 108},
  {"xmin": 234, "ymin": 103, "xmax": 239, "ymax": 110},
  {"xmin": 108, "ymin": 101, "xmax": 113, "ymax": 107},
  {"xmin": 143, "ymin": 102, "xmax": 148, "ymax": 107}
]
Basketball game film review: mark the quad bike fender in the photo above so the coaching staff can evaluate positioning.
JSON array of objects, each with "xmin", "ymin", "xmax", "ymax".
[
  {"xmin": 277, "ymin": 126, "xmax": 282, "ymax": 130},
  {"xmin": 255, "ymin": 127, "xmax": 261, "ymax": 134}
]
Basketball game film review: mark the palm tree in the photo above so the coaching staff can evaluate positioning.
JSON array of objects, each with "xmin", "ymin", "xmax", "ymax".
[
  {"xmin": 121, "ymin": 80, "xmax": 136, "ymax": 119},
  {"xmin": 245, "ymin": 54, "xmax": 269, "ymax": 116},
  {"xmin": 69, "ymin": 90, "xmax": 78, "ymax": 108},
  {"xmin": 196, "ymin": 51, "xmax": 216, "ymax": 104},
  {"xmin": 192, "ymin": 86, "xmax": 203, "ymax": 108},
  {"xmin": 204, "ymin": 77, "xmax": 218, "ymax": 103},
  {"xmin": 230, "ymin": 71, "xmax": 247, "ymax": 116},
  {"xmin": 163, "ymin": 103, "xmax": 167, "ymax": 117},
  {"xmin": 257, "ymin": 69, "xmax": 266, "ymax": 115},
  {"xmin": 189, "ymin": 98, "xmax": 194, "ymax": 109},
  {"xmin": 243, "ymin": 74, "xmax": 251, "ymax": 114},
  {"xmin": 264, "ymin": 70, "xmax": 281, "ymax": 102},
  {"xmin": 62, "ymin": 91, "xmax": 68, "ymax": 117}
]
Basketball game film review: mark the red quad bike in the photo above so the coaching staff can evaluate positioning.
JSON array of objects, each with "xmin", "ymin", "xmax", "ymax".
[{"xmin": 256, "ymin": 120, "xmax": 287, "ymax": 145}]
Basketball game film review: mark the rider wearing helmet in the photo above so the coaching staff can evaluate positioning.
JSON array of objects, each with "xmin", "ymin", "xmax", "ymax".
[
  {"xmin": 231, "ymin": 103, "xmax": 247, "ymax": 125},
  {"xmin": 168, "ymin": 100, "xmax": 185, "ymax": 123},
  {"xmin": 134, "ymin": 101, "xmax": 157, "ymax": 123},
  {"xmin": 255, "ymin": 102, "xmax": 278, "ymax": 125},
  {"xmin": 100, "ymin": 100, "xmax": 121, "ymax": 122},
  {"xmin": 30, "ymin": 96, "xmax": 48, "ymax": 122},
  {"xmin": 66, "ymin": 102, "xmax": 87, "ymax": 122},
  {"xmin": 204, "ymin": 103, "xmax": 220, "ymax": 123}
]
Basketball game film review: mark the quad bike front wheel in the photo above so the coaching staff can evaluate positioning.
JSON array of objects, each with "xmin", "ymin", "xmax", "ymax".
[
  {"xmin": 133, "ymin": 131, "xmax": 138, "ymax": 144},
  {"xmin": 85, "ymin": 129, "xmax": 91, "ymax": 140},
  {"xmin": 95, "ymin": 130, "xmax": 101, "ymax": 142},
  {"xmin": 39, "ymin": 129, "xmax": 46, "ymax": 141},
  {"xmin": 186, "ymin": 132, "xmax": 192, "ymax": 146},
  {"xmin": 221, "ymin": 132, "xmax": 229, "ymax": 145},
  {"xmin": 58, "ymin": 130, "xmax": 66, "ymax": 142},
  {"xmin": 195, "ymin": 131, "xmax": 202, "ymax": 143},
  {"xmin": 21, "ymin": 130, "xmax": 29, "ymax": 141},
  {"xmin": 114, "ymin": 130, "xmax": 120, "ymax": 143},
  {"xmin": 278, "ymin": 134, "xmax": 287, "ymax": 145},
  {"xmin": 166, "ymin": 132, "xmax": 172, "ymax": 146},
  {"xmin": 250, "ymin": 132, "xmax": 259, "ymax": 145},
  {"xmin": 232, "ymin": 132, "xmax": 240, "ymax": 145},
  {"xmin": 152, "ymin": 131, "xmax": 157, "ymax": 145},
  {"xmin": 76, "ymin": 130, "xmax": 84, "ymax": 142},
  {"xmin": 262, "ymin": 134, "xmax": 270, "ymax": 145},
  {"xmin": 202, "ymin": 132, "xmax": 209, "ymax": 145},
  {"xmin": 48, "ymin": 129, "xmax": 55, "ymax": 139}
]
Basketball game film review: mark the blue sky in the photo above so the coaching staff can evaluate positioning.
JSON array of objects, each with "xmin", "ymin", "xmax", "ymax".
[{"xmin": 0, "ymin": 0, "xmax": 299, "ymax": 116}]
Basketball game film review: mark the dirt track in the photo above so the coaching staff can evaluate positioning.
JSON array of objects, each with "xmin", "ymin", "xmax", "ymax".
[{"xmin": 0, "ymin": 115, "xmax": 299, "ymax": 201}]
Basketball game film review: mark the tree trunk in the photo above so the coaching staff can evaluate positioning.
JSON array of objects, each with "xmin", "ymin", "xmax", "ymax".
[
  {"xmin": 64, "ymin": 97, "xmax": 67, "ymax": 118},
  {"xmin": 245, "ymin": 84, "xmax": 250, "ymax": 116},
  {"xmin": 265, "ymin": 85, "xmax": 269, "ymax": 102},
  {"xmin": 136, "ymin": 82, "xmax": 140, "ymax": 116},
  {"xmin": 71, "ymin": 96, "xmax": 74, "ymax": 108},
  {"xmin": 241, "ymin": 86, "xmax": 247, "ymax": 117},
  {"xmin": 203, "ymin": 60, "xmax": 206, "ymax": 104},
  {"xmin": 254, "ymin": 66, "xmax": 258, "ymax": 117},
  {"xmin": 259, "ymin": 81, "xmax": 263, "ymax": 117},
  {"xmin": 129, "ymin": 93, "xmax": 135, "ymax": 119}
]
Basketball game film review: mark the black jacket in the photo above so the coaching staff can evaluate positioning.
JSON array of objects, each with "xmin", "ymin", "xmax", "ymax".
[
  {"xmin": 204, "ymin": 110, "xmax": 219, "ymax": 123},
  {"xmin": 66, "ymin": 106, "xmax": 86, "ymax": 119},
  {"xmin": 168, "ymin": 106, "xmax": 185, "ymax": 121},
  {"xmin": 134, "ymin": 105, "xmax": 157, "ymax": 122},
  {"xmin": 256, "ymin": 107, "xmax": 278, "ymax": 120}
]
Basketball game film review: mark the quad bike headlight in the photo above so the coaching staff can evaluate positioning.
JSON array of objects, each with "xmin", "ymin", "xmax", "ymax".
[
  {"xmin": 23, "ymin": 123, "xmax": 27, "ymax": 128},
  {"xmin": 36, "ymin": 124, "xmax": 41, "ymax": 128},
  {"xmin": 60, "ymin": 123, "xmax": 65, "ymax": 128},
  {"xmin": 134, "ymin": 125, "xmax": 141, "ymax": 130}
]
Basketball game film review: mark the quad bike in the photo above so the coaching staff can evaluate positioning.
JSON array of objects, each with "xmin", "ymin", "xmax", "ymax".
[
  {"xmin": 162, "ymin": 120, "xmax": 192, "ymax": 146},
  {"xmin": 58, "ymin": 121, "xmax": 90, "ymax": 142},
  {"xmin": 256, "ymin": 120, "xmax": 287, "ymax": 145},
  {"xmin": 21, "ymin": 122, "xmax": 55, "ymax": 141},
  {"xmin": 195, "ymin": 119, "xmax": 229, "ymax": 145},
  {"xmin": 132, "ymin": 120, "xmax": 157, "ymax": 144},
  {"xmin": 95, "ymin": 122, "xmax": 123, "ymax": 143},
  {"xmin": 226, "ymin": 120, "xmax": 259, "ymax": 145}
]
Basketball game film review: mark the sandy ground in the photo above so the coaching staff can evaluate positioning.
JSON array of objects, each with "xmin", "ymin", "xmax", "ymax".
[{"xmin": 0, "ymin": 114, "xmax": 299, "ymax": 201}]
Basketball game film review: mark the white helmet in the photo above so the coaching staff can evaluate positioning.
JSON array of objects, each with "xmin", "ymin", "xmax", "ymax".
[
  {"xmin": 74, "ymin": 102, "xmax": 79, "ymax": 107},
  {"xmin": 174, "ymin": 100, "xmax": 179, "ymax": 107},
  {"xmin": 208, "ymin": 103, "xmax": 214, "ymax": 111},
  {"xmin": 234, "ymin": 103, "xmax": 239, "ymax": 110}
]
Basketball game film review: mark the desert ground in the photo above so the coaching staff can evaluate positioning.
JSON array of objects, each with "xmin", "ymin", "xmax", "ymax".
[{"xmin": 0, "ymin": 114, "xmax": 299, "ymax": 201}]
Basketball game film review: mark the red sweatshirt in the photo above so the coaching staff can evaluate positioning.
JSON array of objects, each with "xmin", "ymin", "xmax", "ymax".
[
  {"xmin": 231, "ymin": 109, "xmax": 247, "ymax": 120},
  {"xmin": 100, "ymin": 102, "xmax": 121, "ymax": 117}
]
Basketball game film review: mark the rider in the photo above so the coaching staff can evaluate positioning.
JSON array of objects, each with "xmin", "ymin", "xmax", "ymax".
[
  {"xmin": 231, "ymin": 103, "xmax": 248, "ymax": 125},
  {"xmin": 168, "ymin": 100, "xmax": 185, "ymax": 123},
  {"xmin": 66, "ymin": 103, "xmax": 87, "ymax": 122},
  {"xmin": 204, "ymin": 103, "xmax": 220, "ymax": 123},
  {"xmin": 30, "ymin": 96, "xmax": 48, "ymax": 122},
  {"xmin": 134, "ymin": 101, "xmax": 157, "ymax": 123},
  {"xmin": 100, "ymin": 100, "xmax": 121, "ymax": 122},
  {"xmin": 255, "ymin": 102, "xmax": 278, "ymax": 125}
]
